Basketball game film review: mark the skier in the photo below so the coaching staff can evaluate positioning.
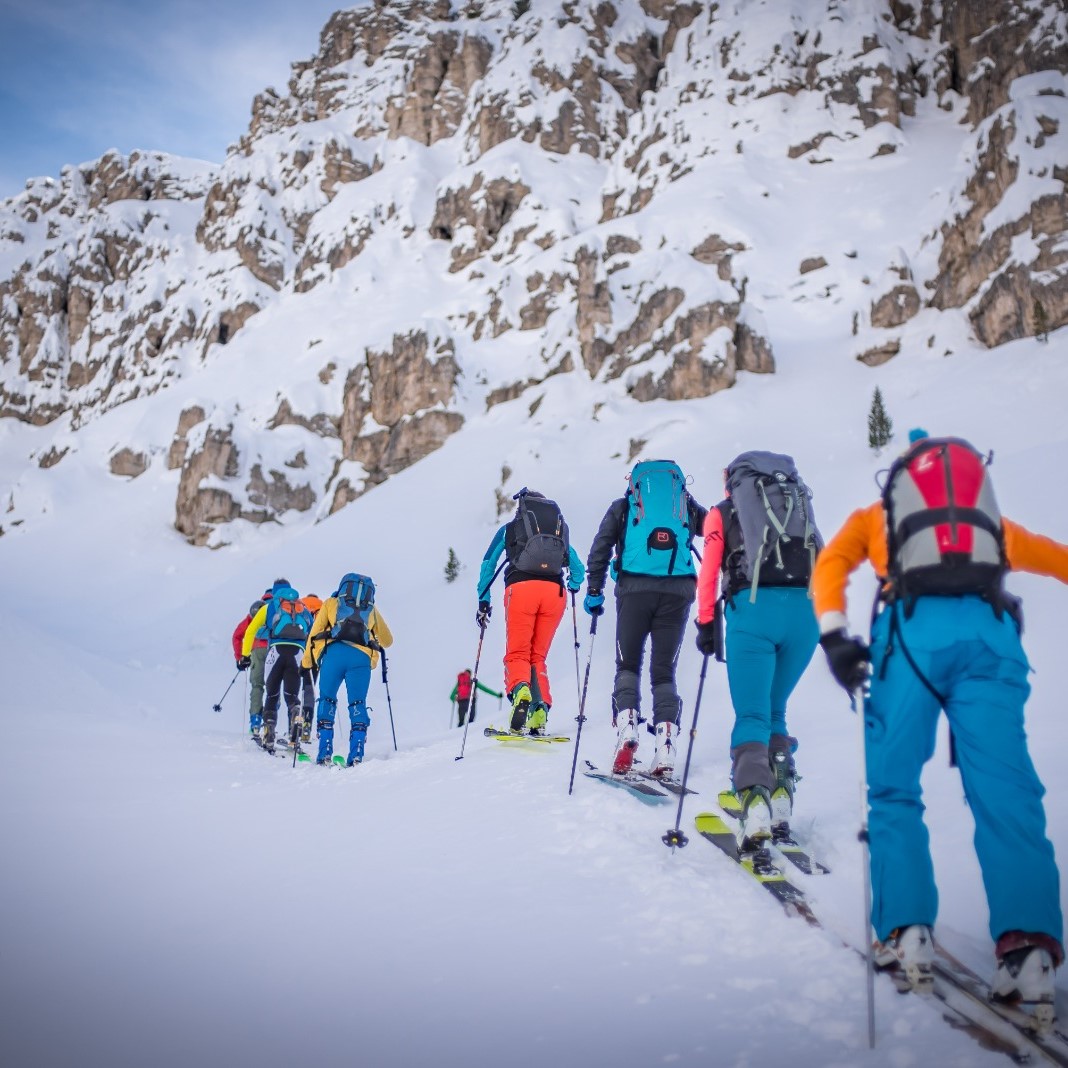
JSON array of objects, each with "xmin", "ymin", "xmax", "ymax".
[
  {"xmin": 585, "ymin": 459, "xmax": 707, "ymax": 779},
  {"xmin": 812, "ymin": 430, "xmax": 1067, "ymax": 1017},
  {"xmin": 233, "ymin": 587, "xmax": 272, "ymax": 738},
  {"xmin": 475, "ymin": 489, "xmax": 585, "ymax": 735},
  {"xmin": 694, "ymin": 452, "xmax": 822, "ymax": 845},
  {"xmin": 303, "ymin": 573, "xmax": 393, "ymax": 767},
  {"xmin": 450, "ymin": 668, "xmax": 502, "ymax": 727},
  {"xmin": 296, "ymin": 592, "xmax": 323, "ymax": 744},
  {"xmin": 241, "ymin": 579, "xmax": 314, "ymax": 754}
]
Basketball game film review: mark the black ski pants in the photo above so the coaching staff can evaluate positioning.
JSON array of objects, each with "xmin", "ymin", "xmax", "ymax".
[
  {"xmin": 264, "ymin": 645, "xmax": 302, "ymax": 727},
  {"xmin": 456, "ymin": 693, "xmax": 478, "ymax": 727},
  {"xmin": 612, "ymin": 590, "xmax": 692, "ymax": 725}
]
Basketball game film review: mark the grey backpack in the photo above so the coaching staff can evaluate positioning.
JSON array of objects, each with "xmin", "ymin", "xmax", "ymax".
[{"xmin": 720, "ymin": 451, "xmax": 823, "ymax": 603}]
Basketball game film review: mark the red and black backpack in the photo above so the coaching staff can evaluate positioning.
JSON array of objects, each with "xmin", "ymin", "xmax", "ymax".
[{"xmin": 882, "ymin": 436, "xmax": 1006, "ymax": 608}]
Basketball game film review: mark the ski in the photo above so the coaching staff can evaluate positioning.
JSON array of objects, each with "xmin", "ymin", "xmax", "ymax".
[
  {"xmin": 932, "ymin": 946, "xmax": 1068, "ymax": 1063},
  {"xmin": 694, "ymin": 813, "xmax": 1041, "ymax": 1062},
  {"xmin": 634, "ymin": 770, "xmax": 696, "ymax": 797},
  {"xmin": 770, "ymin": 824, "xmax": 830, "ymax": 876},
  {"xmin": 694, "ymin": 812, "xmax": 819, "ymax": 926},
  {"xmin": 483, "ymin": 726, "xmax": 571, "ymax": 744},
  {"xmin": 583, "ymin": 760, "xmax": 671, "ymax": 804},
  {"xmin": 716, "ymin": 789, "xmax": 829, "ymax": 876}
]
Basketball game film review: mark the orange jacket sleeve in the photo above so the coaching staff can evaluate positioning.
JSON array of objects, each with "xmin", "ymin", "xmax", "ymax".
[
  {"xmin": 696, "ymin": 506, "xmax": 726, "ymax": 624},
  {"xmin": 1003, "ymin": 520, "xmax": 1068, "ymax": 582},
  {"xmin": 810, "ymin": 502, "xmax": 887, "ymax": 629}
]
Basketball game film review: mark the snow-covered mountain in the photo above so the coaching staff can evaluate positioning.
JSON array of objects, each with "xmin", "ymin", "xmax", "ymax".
[
  {"xmin": 0, "ymin": 0, "xmax": 1064, "ymax": 545},
  {"xmin": 3, "ymin": 5, "xmax": 1068, "ymax": 1064}
]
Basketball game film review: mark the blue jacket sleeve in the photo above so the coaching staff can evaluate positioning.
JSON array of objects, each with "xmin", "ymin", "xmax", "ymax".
[
  {"xmin": 476, "ymin": 526, "xmax": 508, "ymax": 604},
  {"xmin": 566, "ymin": 545, "xmax": 586, "ymax": 591}
]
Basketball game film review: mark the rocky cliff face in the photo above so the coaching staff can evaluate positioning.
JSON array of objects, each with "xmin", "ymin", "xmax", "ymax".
[{"xmin": 0, "ymin": 0, "xmax": 1064, "ymax": 544}]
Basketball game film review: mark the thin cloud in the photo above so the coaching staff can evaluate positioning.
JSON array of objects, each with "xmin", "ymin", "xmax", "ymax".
[{"xmin": 0, "ymin": 0, "xmax": 370, "ymax": 195}]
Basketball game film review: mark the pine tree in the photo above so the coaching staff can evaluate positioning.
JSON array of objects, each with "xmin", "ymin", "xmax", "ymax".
[
  {"xmin": 444, "ymin": 548, "xmax": 462, "ymax": 584},
  {"xmin": 868, "ymin": 386, "xmax": 893, "ymax": 452},
  {"xmin": 1033, "ymin": 298, "xmax": 1050, "ymax": 343}
]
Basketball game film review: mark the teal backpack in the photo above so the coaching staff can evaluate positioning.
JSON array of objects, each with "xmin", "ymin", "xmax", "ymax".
[
  {"xmin": 267, "ymin": 587, "xmax": 312, "ymax": 644},
  {"xmin": 617, "ymin": 460, "xmax": 697, "ymax": 578},
  {"xmin": 332, "ymin": 573, "xmax": 376, "ymax": 646}
]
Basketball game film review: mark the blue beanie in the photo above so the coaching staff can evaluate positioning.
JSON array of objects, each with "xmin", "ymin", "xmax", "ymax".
[{"xmin": 908, "ymin": 427, "xmax": 929, "ymax": 444}]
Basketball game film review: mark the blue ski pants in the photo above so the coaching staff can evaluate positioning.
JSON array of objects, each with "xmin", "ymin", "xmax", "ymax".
[
  {"xmin": 316, "ymin": 644, "xmax": 372, "ymax": 762},
  {"xmin": 725, "ymin": 587, "xmax": 818, "ymax": 751},
  {"xmin": 866, "ymin": 596, "xmax": 1062, "ymax": 948}
]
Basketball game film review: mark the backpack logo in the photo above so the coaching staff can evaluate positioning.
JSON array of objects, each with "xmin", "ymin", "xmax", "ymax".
[
  {"xmin": 332, "ymin": 573, "xmax": 376, "ymax": 646},
  {"xmin": 722, "ymin": 451, "xmax": 823, "ymax": 602},
  {"xmin": 505, "ymin": 493, "xmax": 569, "ymax": 577},
  {"xmin": 618, "ymin": 459, "xmax": 695, "ymax": 579},
  {"xmin": 883, "ymin": 437, "xmax": 1004, "ymax": 603}
]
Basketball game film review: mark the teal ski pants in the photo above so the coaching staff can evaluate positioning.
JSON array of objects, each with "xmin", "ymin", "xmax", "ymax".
[
  {"xmin": 866, "ymin": 596, "xmax": 1062, "ymax": 948},
  {"xmin": 725, "ymin": 587, "xmax": 819, "ymax": 750}
]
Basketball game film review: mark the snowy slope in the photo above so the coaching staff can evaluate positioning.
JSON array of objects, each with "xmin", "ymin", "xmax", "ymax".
[
  {"xmin": 2, "ymin": 2, "xmax": 1068, "ymax": 1065},
  {"xmin": 2, "ymin": 316, "xmax": 1068, "ymax": 1067}
]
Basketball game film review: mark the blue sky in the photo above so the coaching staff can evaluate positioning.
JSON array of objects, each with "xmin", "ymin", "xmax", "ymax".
[{"xmin": 0, "ymin": 0, "xmax": 369, "ymax": 199}]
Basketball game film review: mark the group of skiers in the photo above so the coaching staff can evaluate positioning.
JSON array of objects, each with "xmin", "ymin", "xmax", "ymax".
[
  {"xmin": 232, "ymin": 573, "xmax": 392, "ymax": 766},
  {"xmin": 470, "ymin": 434, "xmax": 1068, "ymax": 1021},
  {"xmin": 222, "ymin": 430, "xmax": 1067, "ymax": 1023}
]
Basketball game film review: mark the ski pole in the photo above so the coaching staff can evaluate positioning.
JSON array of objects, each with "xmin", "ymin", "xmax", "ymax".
[
  {"xmin": 853, "ymin": 683, "xmax": 876, "ymax": 1049},
  {"xmin": 380, "ymin": 649, "xmax": 397, "ymax": 751},
  {"xmin": 662, "ymin": 652, "xmax": 709, "ymax": 850},
  {"xmin": 456, "ymin": 623, "xmax": 487, "ymax": 762},
  {"xmin": 571, "ymin": 591, "xmax": 582, "ymax": 712},
  {"xmin": 567, "ymin": 615, "xmax": 599, "ymax": 795},
  {"xmin": 242, "ymin": 671, "xmax": 248, "ymax": 735},
  {"xmin": 451, "ymin": 697, "xmax": 456, "ymax": 730},
  {"xmin": 212, "ymin": 669, "xmax": 241, "ymax": 713}
]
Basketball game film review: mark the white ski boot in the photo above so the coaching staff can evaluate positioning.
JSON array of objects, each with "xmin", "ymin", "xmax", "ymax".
[
  {"xmin": 873, "ymin": 925, "xmax": 935, "ymax": 994},
  {"xmin": 650, "ymin": 721, "xmax": 677, "ymax": 778},
  {"xmin": 612, "ymin": 709, "xmax": 639, "ymax": 774},
  {"xmin": 993, "ymin": 945, "xmax": 1057, "ymax": 1030}
]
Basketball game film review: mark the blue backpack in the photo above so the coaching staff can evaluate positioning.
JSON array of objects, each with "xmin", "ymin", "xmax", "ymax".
[
  {"xmin": 332, "ymin": 573, "xmax": 376, "ymax": 646},
  {"xmin": 267, "ymin": 586, "xmax": 312, "ymax": 644},
  {"xmin": 618, "ymin": 460, "xmax": 697, "ymax": 578}
]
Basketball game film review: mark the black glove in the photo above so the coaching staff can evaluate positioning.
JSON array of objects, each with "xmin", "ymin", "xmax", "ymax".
[
  {"xmin": 695, "ymin": 620, "xmax": 717, "ymax": 656},
  {"xmin": 475, "ymin": 601, "xmax": 492, "ymax": 629},
  {"xmin": 237, "ymin": 655, "xmax": 251, "ymax": 671},
  {"xmin": 820, "ymin": 630, "xmax": 871, "ymax": 692}
]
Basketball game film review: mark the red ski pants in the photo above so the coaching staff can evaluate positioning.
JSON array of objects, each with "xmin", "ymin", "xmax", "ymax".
[{"xmin": 503, "ymin": 580, "xmax": 566, "ymax": 707}]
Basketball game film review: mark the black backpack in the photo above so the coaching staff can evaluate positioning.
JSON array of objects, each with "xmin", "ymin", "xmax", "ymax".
[
  {"xmin": 720, "ymin": 451, "xmax": 823, "ymax": 603},
  {"xmin": 505, "ymin": 491, "xmax": 569, "ymax": 577}
]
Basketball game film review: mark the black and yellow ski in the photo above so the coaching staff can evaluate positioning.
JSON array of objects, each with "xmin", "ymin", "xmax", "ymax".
[{"xmin": 694, "ymin": 812, "xmax": 819, "ymax": 926}]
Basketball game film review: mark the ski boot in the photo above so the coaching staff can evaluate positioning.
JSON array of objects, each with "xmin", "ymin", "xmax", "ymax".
[
  {"xmin": 347, "ymin": 724, "xmax": 367, "ymax": 767},
  {"xmin": 262, "ymin": 721, "xmax": 276, "ymax": 755},
  {"xmin": 300, "ymin": 714, "xmax": 312, "ymax": 745},
  {"xmin": 509, "ymin": 684, "xmax": 532, "ymax": 733},
  {"xmin": 733, "ymin": 785, "xmax": 773, "ymax": 851},
  {"xmin": 769, "ymin": 736, "xmax": 798, "ymax": 830},
  {"xmin": 526, "ymin": 702, "xmax": 548, "ymax": 736},
  {"xmin": 992, "ymin": 932, "xmax": 1060, "ymax": 1029},
  {"xmin": 873, "ymin": 925, "xmax": 935, "ymax": 994},
  {"xmin": 316, "ymin": 724, "xmax": 334, "ymax": 766},
  {"xmin": 249, "ymin": 713, "xmax": 264, "ymax": 745},
  {"xmin": 650, "ymin": 721, "xmax": 677, "ymax": 778},
  {"xmin": 611, "ymin": 708, "xmax": 639, "ymax": 774}
]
